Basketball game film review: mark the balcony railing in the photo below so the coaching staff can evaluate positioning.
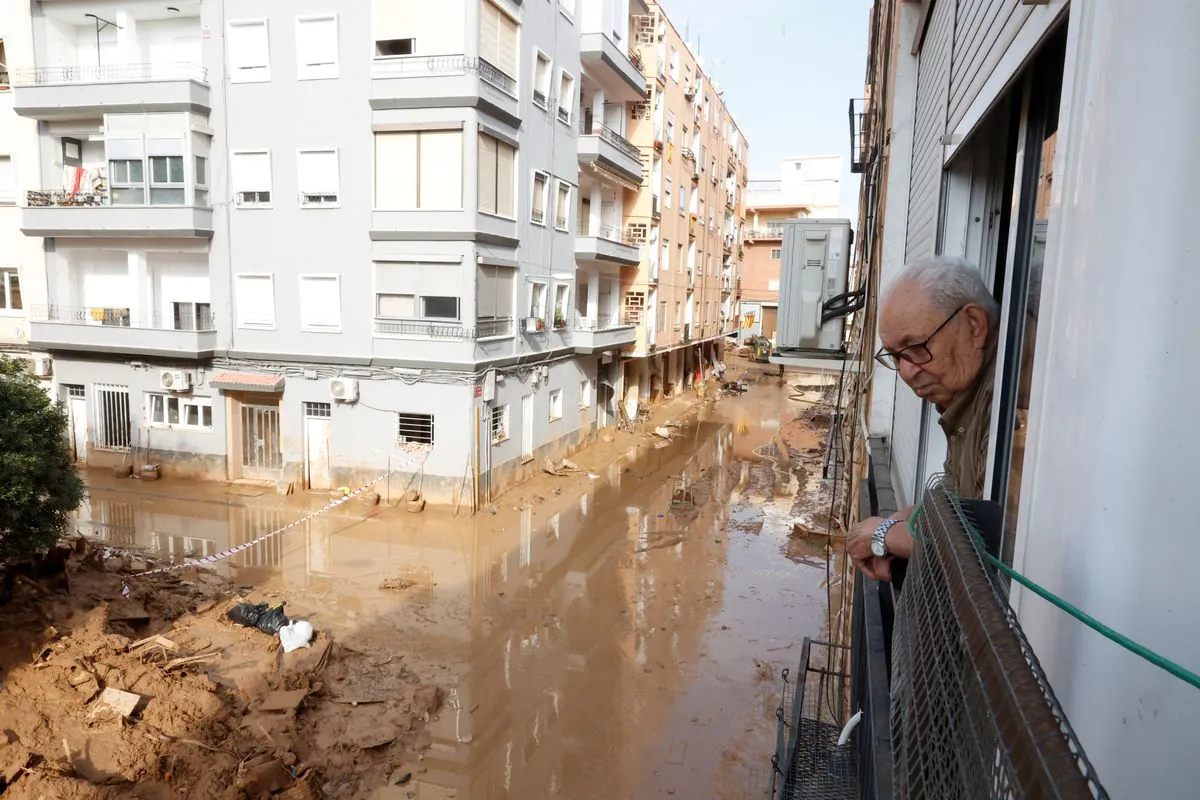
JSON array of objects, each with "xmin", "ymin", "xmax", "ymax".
[
  {"xmin": 374, "ymin": 317, "xmax": 514, "ymax": 339},
  {"xmin": 629, "ymin": 49, "xmax": 644, "ymax": 71},
  {"xmin": 32, "ymin": 305, "xmax": 215, "ymax": 331},
  {"xmin": 578, "ymin": 221, "xmax": 637, "ymax": 246},
  {"xmin": 849, "ymin": 97, "xmax": 870, "ymax": 174},
  {"xmin": 746, "ymin": 227, "xmax": 785, "ymax": 240},
  {"xmin": 532, "ymin": 208, "xmax": 545, "ymax": 224},
  {"xmin": 681, "ymin": 146, "xmax": 695, "ymax": 162},
  {"xmin": 370, "ymin": 55, "xmax": 516, "ymax": 96},
  {"xmin": 27, "ymin": 190, "xmax": 106, "ymax": 208},
  {"xmin": 574, "ymin": 314, "xmax": 628, "ymax": 331},
  {"xmin": 557, "ymin": 106, "xmax": 571, "ymax": 124},
  {"xmin": 579, "ymin": 120, "xmax": 642, "ymax": 162},
  {"xmin": 10, "ymin": 62, "xmax": 207, "ymax": 87},
  {"xmin": 0, "ymin": 70, "xmax": 10, "ymax": 90}
]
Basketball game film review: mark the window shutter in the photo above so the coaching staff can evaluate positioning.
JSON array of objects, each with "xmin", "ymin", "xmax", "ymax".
[
  {"xmin": 229, "ymin": 21, "xmax": 268, "ymax": 69},
  {"xmin": 478, "ymin": 134, "xmax": 498, "ymax": 214},
  {"xmin": 496, "ymin": 140, "xmax": 514, "ymax": 218},
  {"xmin": 479, "ymin": 1, "xmax": 500, "ymax": 68},
  {"xmin": 496, "ymin": 10, "xmax": 518, "ymax": 79},
  {"xmin": 377, "ymin": 293, "xmax": 415, "ymax": 318},
  {"xmin": 232, "ymin": 152, "xmax": 271, "ymax": 193},
  {"xmin": 373, "ymin": 0, "xmax": 407, "ymax": 41},
  {"xmin": 297, "ymin": 16, "xmax": 337, "ymax": 67},
  {"xmin": 299, "ymin": 150, "xmax": 338, "ymax": 193},
  {"xmin": 495, "ymin": 267, "xmax": 514, "ymax": 319},
  {"xmin": 299, "ymin": 276, "xmax": 340, "ymax": 329},
  {"xmin": 374, "ymin": 132, "xmax": 418, "ymax": 209},
  {"xmin": 476, "ymin": 266, "xmax": 497, "ymax": 319},
  {"xmin": 533, "ymin": 175, "xmax": 545, "ymax": 214},
  {"xmin": 235, "ymin": 275, "xmax": 274, "ymax": 326},
  {"xmin": 418, "ymin": 131, "xmax": 462, "ymax": 209}
]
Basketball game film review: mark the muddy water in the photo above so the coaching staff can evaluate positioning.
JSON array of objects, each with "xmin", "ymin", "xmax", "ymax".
[{"xmin": 76, "ymin": 378, "xmax": 832, "ymax": 799}]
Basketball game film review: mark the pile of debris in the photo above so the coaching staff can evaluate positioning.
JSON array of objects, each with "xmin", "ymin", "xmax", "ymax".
[{"xmin": 0, "ymin": 540, "xmax": 442, "ymax": 798}]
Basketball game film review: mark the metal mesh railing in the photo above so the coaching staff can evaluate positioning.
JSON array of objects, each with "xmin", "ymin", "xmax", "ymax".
[
  {"xmin": 10, "ymin": 62, "xmax": 207, "ymax": 86},
  {"xmin": 890, "ymin": 476, "xmax": 1109, "ymax": 799},
  {"xmin": 770, "ymin": 640, "xmax": 859, "ymax": 800}
]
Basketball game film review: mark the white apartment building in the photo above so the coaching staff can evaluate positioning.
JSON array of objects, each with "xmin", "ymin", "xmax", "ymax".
[{"xmin": 4, "ymin": 0, "xmax": 658, "ymax": 505}]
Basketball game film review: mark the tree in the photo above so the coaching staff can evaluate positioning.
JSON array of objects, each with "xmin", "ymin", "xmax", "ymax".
[{"xmin": 0, "ymin": 355, "xmax": 84, "ymax": 559}]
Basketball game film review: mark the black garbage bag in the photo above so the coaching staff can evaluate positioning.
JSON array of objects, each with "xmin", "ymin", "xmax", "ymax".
[{"xmin": 226, "ymin": 602, "xmax": 289, "ymax": 635}]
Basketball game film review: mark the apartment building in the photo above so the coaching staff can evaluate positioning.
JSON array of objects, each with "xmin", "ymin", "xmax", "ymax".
[
  {"xmin": 740, "ymin": 155, "xmax": 842, "ymax": 343},
  {"xmin": 0, "ymin": 7, "xmax": 52, "ymax": 385},
  {"xmin": 7, "ymin": 0, "xmax": 662, "ymax": 504},
  {"xmin": 621, "ymin": 3, "xmax": 748, "ymax": 412}
]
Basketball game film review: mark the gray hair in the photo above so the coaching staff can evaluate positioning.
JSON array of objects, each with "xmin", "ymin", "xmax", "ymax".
[{"xmin": 885, "ymin": 255, "xmax": 1000, "ymax": 330}]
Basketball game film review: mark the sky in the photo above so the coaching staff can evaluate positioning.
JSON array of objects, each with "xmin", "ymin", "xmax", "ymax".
[{"xmin": 659, "ymin": 0, "xmax": 873, "ymax": 219}]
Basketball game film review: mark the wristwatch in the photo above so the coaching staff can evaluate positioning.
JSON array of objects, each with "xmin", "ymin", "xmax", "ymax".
[{"xmin": 870, "ymin": 518, "xmax": 899, "ymax": 558}]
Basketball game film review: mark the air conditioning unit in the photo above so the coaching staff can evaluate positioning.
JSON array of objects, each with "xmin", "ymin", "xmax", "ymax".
[
  {"xmin": 329, "ymin": 377, "xmax": 359, "ymax": 403},
  {"xmin": 159, "ymin": 370, "xmax": 193, "ymax": 392},
  {"xmin": 31, "ymin": 357, "xmax": 52, "ymax": 377}
]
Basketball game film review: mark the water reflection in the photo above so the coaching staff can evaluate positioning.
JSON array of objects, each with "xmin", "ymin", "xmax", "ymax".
[{"xmin": 76, "ymin": 381, "xmax": 826, "ymax": 798}]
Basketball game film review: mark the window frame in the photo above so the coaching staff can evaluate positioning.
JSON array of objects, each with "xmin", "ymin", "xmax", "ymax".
[
  {"xmin": 148, "ymin": 154, "xmax": 186, "ymax": 206},
  {"xmin": 0, "ymin": 268, "xmax": 21, "ymax": 313},
  {"xmin": 528, "ymin": 281, "xmax": 548, "ymax": 323},
  {"xmin": 233, "ymin": 273, "xmax": 276, "ymax": 330},
  {"xmin": 108, "ymin": 158, "xmax": 146, "ymax": 205},
  {"xmin": 579, "ymin": 379, "xmax": 592, "ymax": 409},
  {"xmin": 554, "ymin": 180, "xmax": 571, "ymax": 231},
  {"xmin": 194, "ymin": 155, "xmax": 209, "ymax": 207},
  {"xmin": 552, "ymin": 283, "xmax": 570, "ymax": 329},
  {"xmin": 373, "ymin": 129, "xmax": 465, "ymax": 211},
  {"xmin": 227, "ymin": 19, "xmax": 272, "ymax": 83},
  {"xmin": 477, "ymin": 132, "xmax": 516, "ymax": 219},
  {"xmin": 396, "ymin": 412, "xmax": 435, "ymax": 445},
  {"xmin": 297, "ymin": 147, "xmax": 340, "ymax": 208},
  {"xmin": 490, "ymin": 404, "xmax": 510, "ymax": 444},
  {"xmin": 548, "ymin": 388, "xmax": 563, "ymax": 421},
  {"xmin": 297, "ymin": 273, "xmax": 343, "ymax": 333},
  {"xmin": 145, "ymin": 392, "xmax": 214, "ymax": 432},
  {"xmin": 295, "ymin": 14, "xmax": 339, "ymax": 81},
  {"xmin": 556, "ymin": 69, "xmax": 575, "ymax": 125},
  {"xmin": 531, "ymin": 171, "xmax": 549, "ymax": 226},
  {"xmin": 0, "ymin": 154, "xmax": 14, "ymax": 205},
  {"xmin": 230, "ymin": 149, "xmax": 273, "ymax": 208},
  {"xmin": 172, "ymin": 301, "xmax": 212, "ymax": 331},
  {"xmin": 533, "ymin": 49, "xmax": 552, "ymax": 110}
]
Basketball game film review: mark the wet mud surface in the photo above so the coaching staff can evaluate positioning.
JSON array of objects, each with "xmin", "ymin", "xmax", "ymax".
[{"xmin": 0, "ymin": 364, "xmax": 839, "ymax": 799}]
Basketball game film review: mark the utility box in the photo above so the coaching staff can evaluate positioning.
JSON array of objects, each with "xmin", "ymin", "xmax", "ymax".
[{"xmin": 776, "ymin": 218, "xmax": 853, "ymax": 352}]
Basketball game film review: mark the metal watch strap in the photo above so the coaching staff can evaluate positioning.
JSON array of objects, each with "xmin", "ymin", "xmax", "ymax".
[{"xmin": 872, "ymin": 518, "xmax": 899, "ymax": 557}]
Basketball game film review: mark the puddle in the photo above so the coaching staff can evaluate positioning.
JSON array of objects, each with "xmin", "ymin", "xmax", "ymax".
[{"xmin": 74, "ymin": 376, "xmax": 834, "ymax": 799}]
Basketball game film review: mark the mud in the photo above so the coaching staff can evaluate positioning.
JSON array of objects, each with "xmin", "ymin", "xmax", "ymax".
[{"xmin": 2, "ymin": 360, "xmax": 842, "ymax": 799}]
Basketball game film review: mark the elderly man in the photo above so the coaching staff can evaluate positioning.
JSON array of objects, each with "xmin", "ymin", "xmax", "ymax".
[{"xmin": 847, "ymin": 256, "xmax": 1000, "ymax": 582}]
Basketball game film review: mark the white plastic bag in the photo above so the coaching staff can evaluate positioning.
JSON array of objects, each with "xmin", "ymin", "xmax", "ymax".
[{"xmin": 279, "ymin": 620, "xmax": 314, "ymax": 653}]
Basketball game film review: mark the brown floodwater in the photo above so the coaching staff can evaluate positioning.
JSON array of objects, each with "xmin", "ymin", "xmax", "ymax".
[{"xmin": 75, "ymin": 378, "xmax": 833, "ymax": 799}]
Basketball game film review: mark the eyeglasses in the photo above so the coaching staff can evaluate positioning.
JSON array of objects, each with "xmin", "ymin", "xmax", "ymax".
[{"xmin": 874, "ymin": 306, "xmax": 964, "ymax": 370}]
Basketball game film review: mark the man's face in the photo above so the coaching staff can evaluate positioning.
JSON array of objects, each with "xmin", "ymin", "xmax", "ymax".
[{"xmin": 879, "ymin": 281, "xmax": 991, "ymax": 406}]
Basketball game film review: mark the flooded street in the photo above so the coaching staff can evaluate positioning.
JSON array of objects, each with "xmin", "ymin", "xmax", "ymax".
[{"xmin": 74, "ymin": 375, "xmax": 833, "ymax": 799}]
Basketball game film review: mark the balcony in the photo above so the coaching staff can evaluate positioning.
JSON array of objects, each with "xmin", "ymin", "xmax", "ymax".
[
  {"xmin": 374, "ymin": 317, "xmax": 514, "ymax": 340},
  {"xmin": 575, "ymin": 223, "xmax": 641, "ymax": 266},
  {"xmin": 580, "ymin": 31, "xmax": 644, "ymax": 101},
  {"xmin": 746, "ymin": 226, "xmax": 785, "ymax": 241},
  {"xmin": 370, "ymin": 56, "xmax": 519, "ymax": 126},
  {"xmin": 28, "ymin": 305, "xmax": 217, "ymax": 358},
  {"xmin": 22, "ymin": 191, "xmax": 213, "ymax": 239},
  {"xmin": 10, "ymin": 63, "xmax": 209, "ymax": 120},
  {"xmin": 572, "ymin": 314, "xmax": 637, "ymax": 354},
  {"xmin": 578, "ymin": 121, "xmax": 644, "ymax": 187}
]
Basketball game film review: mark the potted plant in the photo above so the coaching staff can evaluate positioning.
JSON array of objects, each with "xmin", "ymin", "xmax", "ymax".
[{"xmin": 554, "ymin": 309, "xmax": 567, "ymax": 329}]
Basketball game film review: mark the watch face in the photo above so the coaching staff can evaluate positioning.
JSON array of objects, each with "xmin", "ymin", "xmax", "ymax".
[{"xmin": 870, "ymin": 539, "xmax": 887, "ymax": 558}]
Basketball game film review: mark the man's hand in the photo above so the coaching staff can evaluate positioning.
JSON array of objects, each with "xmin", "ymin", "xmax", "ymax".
[
  {"xmin": 846, "ymin": 510, "xmax": 915, "ymax": 583},
  {"xmin": 847, "ymin": 516, "xmax": 892, "ymax": 582}
]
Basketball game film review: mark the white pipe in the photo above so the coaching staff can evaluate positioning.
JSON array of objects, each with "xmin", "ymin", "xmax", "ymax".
[{"xmin": 837, "ymin": 709, "xmax": 863, "ymax": 747}]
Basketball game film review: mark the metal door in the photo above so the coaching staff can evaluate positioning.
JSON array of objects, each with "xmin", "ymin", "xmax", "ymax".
[
  {"xmin": 521, "ymin": 395, "xmax": 534, "ymax": 459},
  {"xmin": 303, "ymin": 402, "xmax": 332, "ymax": 490},
  {"xmin": 63, "ymin": 385, "xmax": 87, "ymax": 463},
  {"xmin": 240, "ymin": 403, "xmax": 282, "ymax": 478}
]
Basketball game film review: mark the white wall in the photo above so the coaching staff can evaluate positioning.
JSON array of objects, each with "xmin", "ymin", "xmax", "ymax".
[{"xmin": 1013, "ymin": 2, "xmax": 1200, "ymax": 796}]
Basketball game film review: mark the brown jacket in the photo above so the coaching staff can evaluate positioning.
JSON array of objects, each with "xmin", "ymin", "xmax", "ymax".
[{"xmin": 937, "ymin": 346, "xmax": 997, "ymax": 499}]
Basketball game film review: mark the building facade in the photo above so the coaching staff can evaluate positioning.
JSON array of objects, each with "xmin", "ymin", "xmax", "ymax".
[
  {"xmin": 4, "ymin": 0, "xmax": 743, "ymax": 505},
  {"xmin": 0, "ymin": 5, "xmax": 52, "ymax": 384},
  {"xmin": 850, "ymin": 0, "xmax": 1200, "ymax": 795},
  {"xmin": 740, "ymin": 155, "xmax": 842, "ymax": 343},
  {"xmin": 619, "ymin": 3, "xmax": 748, "ymax": 412}
]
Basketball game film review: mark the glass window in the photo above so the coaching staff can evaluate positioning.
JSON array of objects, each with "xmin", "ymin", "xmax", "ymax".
[
  {"xmin": 109, "ymin": 159, "xmax": 145, "ymax": 205},
  {"xmin": 149, "ymin": 155, "xmax": 185, "ymax": 205}
]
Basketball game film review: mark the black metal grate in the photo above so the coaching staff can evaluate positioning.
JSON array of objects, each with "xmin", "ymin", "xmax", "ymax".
[
  {"xmin": 771, "ymin": 640, "xmax": 859, "ymax": 800},
  {"xmin": 890, "ymin": 476, "xmax": 1108, "ymax": 799}
]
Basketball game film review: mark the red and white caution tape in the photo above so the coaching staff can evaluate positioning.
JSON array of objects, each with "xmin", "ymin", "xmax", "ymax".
[{"xmin": 121, "ymin": 455, "xmax": 426, "ymax": 592}]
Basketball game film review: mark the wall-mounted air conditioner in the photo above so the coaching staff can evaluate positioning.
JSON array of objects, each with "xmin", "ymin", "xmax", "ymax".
[
  {"xmin": 776, "ymin": 218, "xmax": 855, "ymax": 353},
  {"xmin": 329, "ymin": 377, "xmax": 359, "ymax": 403},
  {"xmin": 159, "ymin": 370, "xmax": 193, "ymax": 392}
]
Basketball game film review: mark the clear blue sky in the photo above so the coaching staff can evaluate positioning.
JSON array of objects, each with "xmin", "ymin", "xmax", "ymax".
[{"xmin": 660, "ymin": 0, "xmax": 872, "ymax": 218}]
